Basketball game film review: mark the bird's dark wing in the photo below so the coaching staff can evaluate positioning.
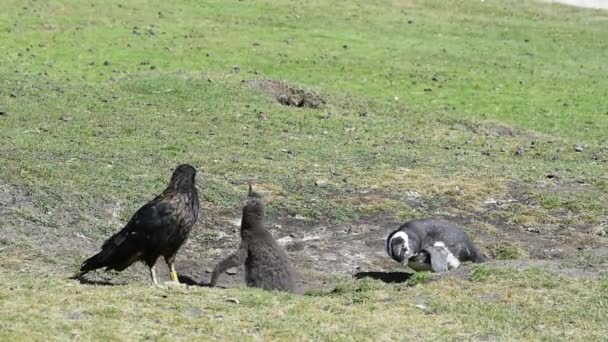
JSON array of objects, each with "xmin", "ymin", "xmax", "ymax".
[
  {"xmin": 123, "ymin": 193, "xmax": 179, "ymax": 236},
  {"xmin": 78, "ymin": 193, "xmax": 179, "ymax": 274}
]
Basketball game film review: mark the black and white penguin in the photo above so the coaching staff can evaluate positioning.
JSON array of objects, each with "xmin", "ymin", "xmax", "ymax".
[{"xmin": 385, "ymin": 219, "xmax": 486, "ymax": 272}]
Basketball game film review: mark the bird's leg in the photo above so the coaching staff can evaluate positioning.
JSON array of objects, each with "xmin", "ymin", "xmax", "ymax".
[
  {"xmin": 163, "ymin": 256, "xmax": 182, "ymax": 287},
  {"xmin": 149, "ymin": 265, "xmax": 159, "ymax": 285},
  {"xmin": 169, "ymin": 263, "xmax": 178, "ymax": 282}
]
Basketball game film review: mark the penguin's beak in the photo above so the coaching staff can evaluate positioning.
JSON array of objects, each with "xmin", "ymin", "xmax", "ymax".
[{"xmin": 400, "ymin": 246, "xmax": 413, "ymax": 263}]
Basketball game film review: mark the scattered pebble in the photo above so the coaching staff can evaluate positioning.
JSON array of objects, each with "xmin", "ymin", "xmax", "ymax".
[
  {"xmin": 591, "ymin": 226, "xmax": 606, "ymax": 237},
  {"xmin": 226, "ymin": 297, "xmax": 240, "ymax": 304},
  {"xmin": 277, "ymin": 236, "xmax": 294, "ymax": 245},
  {"xmin": 315, "ymin": 179, "xmax": 329, "ymax": 187}
]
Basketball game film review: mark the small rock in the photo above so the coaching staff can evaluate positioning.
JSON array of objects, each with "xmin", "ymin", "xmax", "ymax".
[
  {"xmin": 10, "ymin": 92, "xmax": 17, "ymax": 98},
  {"xmin": 415, "ymin": 304, "xmax": 427, "ymax": 310},
  {"xmin": 432, "ymin": 74, "xmax": 441, "ymax": 82},
  {"xmin": 527, "ymin": 227, "xmax": 541, "ymax": 234},
  {"xmin": 515, "ymin": 147, "xmax": 525, "ymax": 156},
  {"xmin": 575, "ymin": 145, "xmax": 584, "ymax": 152},
  {"xmin": 294, "ymin": 214, "xmax": 305, "ymax": 221},
  {"xmin": 232, "ymin": 65, "xmax": 240, "ymax": 73},
  {"xmin": 545, "ymin": 173, "xmax": 558, "ymax": 179},
  {"xmin": 226, "ymin": 297, "xmax": 240, "ymax": 304},
  {"xmin": 591, "ymin": 226, "xmax": 606, "ymax": 237},
  {"xmin": 0, "ymin": 108, "xmax": 6, "ymax": 116},
  {"xmin": 277, "ymin": 236, "xmax": 294, "ymax": 245},
  {"xmin": 225, "ymin": 268, "xmax": 238, "ymax": 275},
  {"xmin": 315, "ymin": 179, "xmax": 329, "ymax": 187}
]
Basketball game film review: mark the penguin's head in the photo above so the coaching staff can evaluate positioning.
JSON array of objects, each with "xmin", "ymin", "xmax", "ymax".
[
  {"xmin": 241, "ymin": 184, "xmax": 265, "ymax": 227},
  {"xmin": 385, "ymin": 231, "xmax": 414, "ymax": 264}
]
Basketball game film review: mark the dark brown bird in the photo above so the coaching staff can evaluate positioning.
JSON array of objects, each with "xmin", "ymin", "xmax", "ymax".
[
  {"xmin": 209, "ymin": 185, "xmax": 299, "ymax": 293},
  {"xmin": 74, "ymin": 164, "xmax": 200, "ymax": 284}
]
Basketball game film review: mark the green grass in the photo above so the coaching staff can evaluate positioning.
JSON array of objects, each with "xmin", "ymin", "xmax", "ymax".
[
  {"xmin": 1, "ymin": 0, "xmax": 608, "ymax": 339},
  {"xmin": 1, "ymin": 268, "xmax": 606, "ymax": 340}
]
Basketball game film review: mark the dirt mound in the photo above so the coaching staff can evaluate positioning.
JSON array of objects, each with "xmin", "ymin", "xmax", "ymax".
[
  {"xmin": 450, "ymin": 120, "xmax": 540, "ymax": 139},
  {"xmin": 250, "ymin": 80, "xmax": 325, "ymax": 109}
]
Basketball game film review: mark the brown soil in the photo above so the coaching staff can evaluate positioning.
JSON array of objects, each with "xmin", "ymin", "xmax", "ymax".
[
  {"xmin": 1, "ymin": 180, "xmax": 606, "ymax": 292},
  {"xmin": 250, "ymin": 79, "xmax": 325, "ymax": 109}
]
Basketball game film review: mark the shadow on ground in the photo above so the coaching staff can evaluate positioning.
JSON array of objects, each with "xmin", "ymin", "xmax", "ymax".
[{"xmin": 353, "ymin": 271, "xmax": 414, "ymax": 283}]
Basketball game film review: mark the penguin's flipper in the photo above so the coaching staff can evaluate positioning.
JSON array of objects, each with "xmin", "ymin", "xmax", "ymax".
[{"xmin": 424, "ymin": 246, "xmax": 449, "ymax": 273}]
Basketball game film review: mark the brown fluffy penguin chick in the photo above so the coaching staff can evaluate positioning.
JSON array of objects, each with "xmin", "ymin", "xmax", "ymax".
[{"xmin": 209, "ymin": 186, "xmax": 300, "ymax": 293}]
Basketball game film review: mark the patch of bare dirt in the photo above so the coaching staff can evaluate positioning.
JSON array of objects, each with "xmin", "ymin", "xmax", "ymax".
[
  {"xmin": 451, "ymin": 119, "xmax": 541, "ymax": 140},
  {"xmin": 250, "ymin": 79, "xmax": 325, "ymax": 109},
  {"xmin": 7, "ymin": 179, "xmax": 604, "ymax": 290},
  {"xmin": 0, "ymin": 182, "xmax": 34, "ymax": 214},
  {"xmin": 174, "ymin": 209, "xmax": 608, "ymax": 292}
]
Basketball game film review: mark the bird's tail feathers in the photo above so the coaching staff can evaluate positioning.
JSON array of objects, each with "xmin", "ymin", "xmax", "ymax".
[{"xmin": 78, "ymin": 231, "xmax": 130, "ymax": 273}]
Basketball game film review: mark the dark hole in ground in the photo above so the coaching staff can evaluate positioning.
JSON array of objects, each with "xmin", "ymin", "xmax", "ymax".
[
  {"xmin": 250, "ymin": 79, "xmax": 325, "ymax": 109},
  {"xmin": 354, "ymin": 271, "xmax": 414, "ymax": 284}
]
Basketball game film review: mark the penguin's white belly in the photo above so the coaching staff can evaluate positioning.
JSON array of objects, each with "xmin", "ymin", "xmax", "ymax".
[
  {"xmin": 407, "ymin": 242, "xmax": 461, "ymax": 272},
  {"xmin": 433, "ymin": 241, "xmax": 461, "ymax": 270}
]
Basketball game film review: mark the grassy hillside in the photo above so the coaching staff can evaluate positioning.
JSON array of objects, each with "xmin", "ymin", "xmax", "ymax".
[{"xmin": 0, "ymin": 0, "xmax": 607, "ymax": 340}]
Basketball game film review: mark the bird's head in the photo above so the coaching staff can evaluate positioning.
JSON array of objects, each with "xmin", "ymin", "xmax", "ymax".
[
  {"xmin": 168, "ymin": 164, "xmax": 197, "ymax": 192},
  {"xmin": 385, "ymin": 230, "xmax": 414, "ymax": 264}
]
